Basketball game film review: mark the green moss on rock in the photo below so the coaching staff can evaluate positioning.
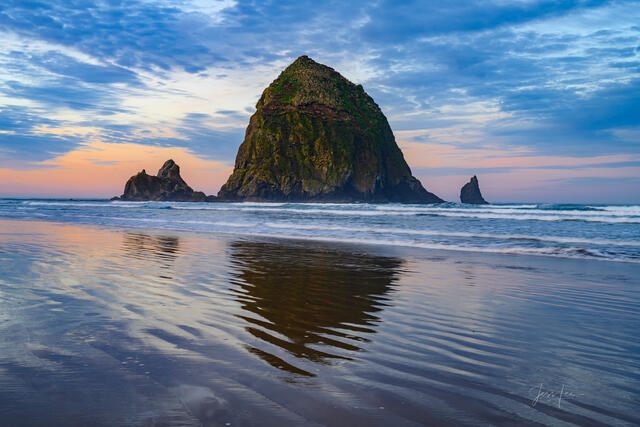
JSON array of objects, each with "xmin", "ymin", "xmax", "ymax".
[{"xmin": 218, "ymin": 56, "xmax": 443, "ymax": 203}]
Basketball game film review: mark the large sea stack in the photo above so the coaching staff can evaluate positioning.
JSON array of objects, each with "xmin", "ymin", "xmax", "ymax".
[
  {"xmin": 114, "ymin": 159, "xmax": 215, "ymax": 202},
  {"xmin": 218, "ymin": 56, "xmax": 443, "ymax": 203},
  {"xmin": 460, "ymin": 175, "xmax": 488, "ymax": 204}
]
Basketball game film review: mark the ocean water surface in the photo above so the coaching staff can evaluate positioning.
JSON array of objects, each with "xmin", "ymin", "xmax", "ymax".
[
  {"xmin": 1, "ymin": 199, "xmax": 639, "ymax": 263},
  {"xmin": 0, "ymin": 201, "xmax": 639, "ymax": 425}
]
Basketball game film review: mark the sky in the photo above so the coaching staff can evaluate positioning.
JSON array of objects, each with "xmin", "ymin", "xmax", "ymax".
[{"xmin": 0, "ymin": 0, "xmax": 639, "ymax": 203}]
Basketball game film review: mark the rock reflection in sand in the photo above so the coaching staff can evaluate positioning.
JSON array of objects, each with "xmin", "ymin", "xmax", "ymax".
[{"xmin": 228, "ymin": 241, "xmax": 402, "ymax": 375}]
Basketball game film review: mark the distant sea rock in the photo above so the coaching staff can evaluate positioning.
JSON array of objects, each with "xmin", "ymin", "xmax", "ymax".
[
  {"xmin": 113, "ymin": 159, "xmax": 217, "ymax": 202},
  {"xmin": 218, "ymin": 55, "xmax": 443, "ymax": 203},
  {"xmin": 460, "ymin": 175, "xmax": 488, "ymax": 204}
]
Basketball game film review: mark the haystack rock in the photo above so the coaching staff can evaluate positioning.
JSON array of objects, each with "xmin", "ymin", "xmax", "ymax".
[
  {"xmin": 218, "ymin": 55, "xmax": 443, "ymax": 203},
  {"xmin": 113, "ymin": 159, "xmax": 216, "ymax": 202},
  {"xmin": 460, "ymin": 175, "xmax": 488, "ymax": 204}
]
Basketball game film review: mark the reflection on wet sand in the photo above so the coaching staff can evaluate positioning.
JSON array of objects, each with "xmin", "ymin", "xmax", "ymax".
[
  {"xmin": 2, "ymin": 219, "xmax": 639, "ymax": 426},
  {"xmin": 228, "ymin": 240, "xmax": 403, "ymax": 376},
  {"xmin": 122, "ymin": 233, "xmax": 181, "ymax": 275}
]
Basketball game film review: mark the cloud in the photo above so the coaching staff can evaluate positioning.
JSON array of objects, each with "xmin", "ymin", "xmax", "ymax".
[
  {"xmin": 147, "ymin": 113, "xmax": 247, "ymax": 160},
  {"xmin": 24, "ymin": 51, "xmax": 141, "ymax": 85},
  {"xmin": 365, "ymin": 0, "xmax": 611, "ymax": 39},
  {"xmin": 3, "ymin": 79, "xmax": 127, "ymax": 112},
  {"xmin": 0, "ymin": 105, "xmax": 83, "ymax": 167},
  {"xmin": 0, "ymin": 0, "xmax": 638, "ymax": 200},
  {"xmin": 0, "ymin": 0, "xmax": 228, "ymax": 73}
]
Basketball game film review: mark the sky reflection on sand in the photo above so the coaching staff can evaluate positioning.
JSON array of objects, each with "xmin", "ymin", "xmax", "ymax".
[{"xmin": 0, "ymin": 219, "xmax": 639, "ymax": 426}]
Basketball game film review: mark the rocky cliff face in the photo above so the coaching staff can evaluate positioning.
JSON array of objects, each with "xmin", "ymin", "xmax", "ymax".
[
  {"xmin": 218, "ymin": 56, "xmax": 443, "ymax": 203},
  {"xmin": 114, "ymin": 159, "xmax": 215, "ymax": 202},
  {"xmin": 460, "ymin": 175, "xmax": 488, "ymax": 204}
]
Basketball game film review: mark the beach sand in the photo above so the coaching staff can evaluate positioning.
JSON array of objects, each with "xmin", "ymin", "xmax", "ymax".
[{"xmin": 0, "ymin": 218, "xmax": 638, "ymax": 426}]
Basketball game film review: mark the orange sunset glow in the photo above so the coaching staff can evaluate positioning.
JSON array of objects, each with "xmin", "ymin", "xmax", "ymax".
[{"xmin": 0, "ymin": 142, "xmax": 233, "ymax": 198}]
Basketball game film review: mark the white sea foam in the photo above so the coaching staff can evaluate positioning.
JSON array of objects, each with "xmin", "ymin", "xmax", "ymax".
[
  {"xmin": 5, "ymin": 200, "xmax": 640, "ymax": 263},
  {"xmin": 589, "ymin": 206, "xmax": 640, "ymax": 214},
  {"xmin": 23, "ymin": 200, "xmax": 640, "ymax": 219},
  {"xmin": 375, "ymin": 206, "xmax": 639, "ymax": 217},
  {"xmin": 85, "ymin": 216, "xmax": 258, "ymax": 228},
  {"xmin": 412, "ymin": 211, "xmax": 640, "ymax": 223},
  {"xmin": 262, "ymin": 222, "xmax": 640, "ymax": 247},
  {"xmin": 72, "ymin": 216, "xmax": 639, "ymax": 246},
  {"xmin": 19, "ymin": 200, "xmax": 640, "ymax": 223},
  {"xmin": 166, "ymin": 205, "xmax": 640, "ymax": 223},
  {"xmin": 486, "ymin": 204, "xmax": 538, "ymax": 209},
  {"xmin": 227, "ymin": 202, "xmax": 287, "ymax": 207},
  {"xmin": 226, "ymin": 232, "xmax": 640, "ymax": 263},
  {"xmin": 168, "ymin": 206, "xmax": 417, "ymax": 216},
  {"xmin": 23, "ymin": 201, "xmax": 143, "ymax": 208},
  {"xmin": 82, "ymin": 217, "xmax": 636, "ymax": 262}
]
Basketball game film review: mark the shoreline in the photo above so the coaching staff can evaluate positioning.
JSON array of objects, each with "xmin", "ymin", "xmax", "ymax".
[
  {"xmin": 3, "ymin": 196, "xmax": 637, "ymax": 206},
  {"xmin": 2, "ymin": 215, "xmax": 639, "ymax": 265}
]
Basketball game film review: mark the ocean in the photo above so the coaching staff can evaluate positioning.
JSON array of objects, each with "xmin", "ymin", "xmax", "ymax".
[
  {"xmin": 0, "ymin": 201, "xmax": 639, "ymax": 425},
  {"xmin": 1, "ymin": 199, "xmax": 639, "ymax": 263}
]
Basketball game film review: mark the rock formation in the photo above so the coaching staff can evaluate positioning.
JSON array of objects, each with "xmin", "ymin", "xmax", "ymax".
[
  {"xmin": 113, "ymin": 159, "xmax": 216, "ymax": 202},
  {"xmin": 460, "ymin": 175, "xmax": 488, "ymax": 204},
  {"xmin": 218, "ymin": 55, "xmax": 443, "ymax": 203}
]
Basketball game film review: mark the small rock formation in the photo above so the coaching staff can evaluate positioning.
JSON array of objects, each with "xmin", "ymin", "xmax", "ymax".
[
  {"xmin": 113, "ymin": 159, "xmax": 217, "ymax": 202},
  {"xmin": 218, "ymin": 55, "xmax": 443, "ymax": 203},
  {"xmin": 460, "ymin": 175, "xmax": 488, "ymax": 204}
]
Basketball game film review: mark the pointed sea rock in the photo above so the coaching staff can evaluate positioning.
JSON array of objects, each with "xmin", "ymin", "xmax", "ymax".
[
  {"xmin": 114, "ymin": 159, "xmax": 216, "ymax": 202},
  {"xmin": 218, "ymin": 55, "xmax": 443, "ymax": 203},
  {"xmin": 460, "ymin": 175, "xmax": 488, "ymax": 204}
]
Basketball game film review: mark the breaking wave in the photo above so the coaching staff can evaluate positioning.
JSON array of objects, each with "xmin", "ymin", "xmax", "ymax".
[{"xmin": 1, "ymin": 199, "xmax": 639, "ymax": 263}]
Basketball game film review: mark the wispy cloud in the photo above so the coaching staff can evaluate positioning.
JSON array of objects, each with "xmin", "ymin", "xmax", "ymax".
[{"xmin": 0, "ymin": 0, "xmax": 638, "ymax": 200}]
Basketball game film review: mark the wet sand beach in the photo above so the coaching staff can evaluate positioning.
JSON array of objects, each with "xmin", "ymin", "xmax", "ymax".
[{"xmin": 0, "ymin": 218, "xmax": 639, "ymax": 426}]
